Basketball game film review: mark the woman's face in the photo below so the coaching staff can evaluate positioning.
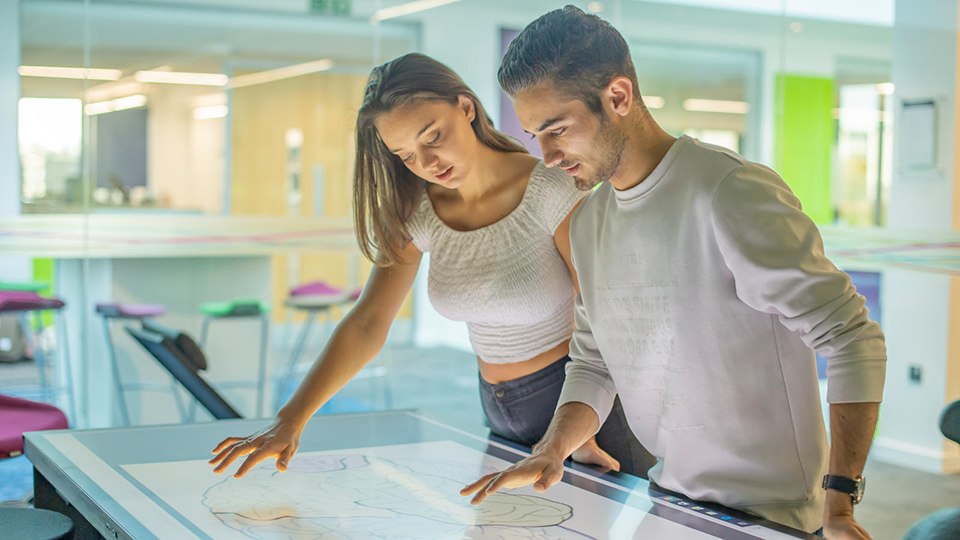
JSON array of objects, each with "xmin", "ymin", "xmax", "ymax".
[{"xmin": 375, "ymin": 96, "xmax": 479, "ymax": 189}]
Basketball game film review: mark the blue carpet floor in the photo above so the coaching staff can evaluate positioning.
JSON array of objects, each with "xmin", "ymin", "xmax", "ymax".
[{"xmin": 0, "ymin": 456, "xmax": 32, "ymax": 502}]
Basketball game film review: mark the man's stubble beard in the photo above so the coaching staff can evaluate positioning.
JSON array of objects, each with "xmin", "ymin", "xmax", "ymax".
[{"xmin": 573, "ymin": 118, "xmax": 628, "ymax": 192}]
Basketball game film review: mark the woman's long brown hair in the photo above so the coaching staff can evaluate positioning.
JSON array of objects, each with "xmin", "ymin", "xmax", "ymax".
[{"xmin": 353, "ymin": 53, "xmax": 528, "ymax": 267}]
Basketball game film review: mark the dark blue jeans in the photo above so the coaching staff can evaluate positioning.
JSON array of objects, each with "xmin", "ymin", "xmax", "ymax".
[{"xmin": 479, "ymin": 356, "xmax": 657, "ymax": 479}]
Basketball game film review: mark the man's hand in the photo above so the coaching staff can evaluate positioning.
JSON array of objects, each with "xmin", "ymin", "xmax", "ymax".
[
  {"xmin": 823, "ymin": 491, "xmax": 873, "ymax": 540},
  {"xmin": 460, "ymin": 450, "xmax": 567, "ymax": 505},
  {"xmin": 461, "ymin": 402, "xmax": 601, "ymax": 505}
]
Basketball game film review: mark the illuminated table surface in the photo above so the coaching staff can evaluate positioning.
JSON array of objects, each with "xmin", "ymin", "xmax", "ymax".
[{"xmin": 24, "ymin": 410, "xmax": 816, "ymax": 540}]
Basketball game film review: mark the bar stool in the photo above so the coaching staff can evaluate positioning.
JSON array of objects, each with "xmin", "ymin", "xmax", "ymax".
[
  {"xmin": 0, "ymin": 291, "xmax": 75, "ymax": 422},
  {"xmin": 275, "ymin": 282, "xmax": 388, "ymax": 413},
  {"xmin": 0, "ymin": 280, "xmax": 49, "ymax": 293},
  {"xmin": 0, "ymin": 394, "xmax": 69, "ymax": 459},
  {"xmin": 0, "ymin": 508, "xmax": 74, "ymax": 540},
  {"xmin": 96, "ymin": 303, "xmax": 186, "ymax": 426},
  {"xmin": 193, "ymin": 299, "xmax": 270, "ymax": 419},
  {"xmin": 274, "ymin": 282, "xmax": 348, "ymax": 411}
]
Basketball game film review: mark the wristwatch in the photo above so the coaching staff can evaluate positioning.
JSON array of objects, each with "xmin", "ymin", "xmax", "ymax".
[{"xmin": 821, "ymin": 475, "xmax": 866, "ymax": 504}]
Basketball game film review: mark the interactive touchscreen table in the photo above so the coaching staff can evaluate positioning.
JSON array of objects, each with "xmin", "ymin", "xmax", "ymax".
[{"xmin": 24, "ymin": 410, "xmax": 817, "ymax": 540}]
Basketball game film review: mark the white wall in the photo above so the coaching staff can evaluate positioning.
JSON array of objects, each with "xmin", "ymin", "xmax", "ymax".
[
  {"xmin": 888, "ymin": 0, "xmax": 957, "ymax": 230},
  {"xmin": 0, "ymin": 0, "xmax": 31, "ymax": 281},
  {"xmin": 148, "ymin": 85, "xmax": 225, "ymax": 214},
  {"xmin": 875, "ymin": 271, "xmax": 953, "ymax": 472},
  {"xmin": 411, "ymin": 0, "xmax": 892, "ymax": 166},
  {"xmin": 1, "ymin": 0, "xmax": 20, "ymax": 220},
  {"xmin": 409, "ymin": 0, "xmax": 892, "ymax": 352},
  {"xmin": 872, "ymin": 0, "xmax": 959, "ymax": 474},
  {"xmin": 646, "ymin": 0, "xmax": 894, "ymax": 26}
]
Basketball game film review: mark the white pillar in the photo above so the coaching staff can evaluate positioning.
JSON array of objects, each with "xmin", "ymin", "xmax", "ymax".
[
  {"xmin": 0, "ymin": 0, "xmax": 20, "ymax": 218},
  {"xmin": 0, "ymin": 0, "xmax": 30, "ymax": 280}
]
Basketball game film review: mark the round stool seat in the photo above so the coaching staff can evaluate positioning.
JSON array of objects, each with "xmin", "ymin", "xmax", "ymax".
[
  {"xmin": 0, "ymin": 280, "xmax": 50, "ymax": 293},
  {"xmin": 97, "ymin": 302, "xmax": 166, "ymax": 319},
  {"xmin": 290, "ymin": 281, "xmax": 343, "ymax": 297},
  {"xmin": 286, "ymin": 282, "xmax": 348, "ymax": 309},
  {"xmin": 0, "ymin": 291, "xmax": 65, "ymax": 313},
  {"xmin": 0, "ymin": 394, "xmax": 69, "ymax": 458},
  {"xmin": 902, "ymin": 508, "xmax": 960, "ymax": 540},
  {"xmin": 941, "ymin": 400, "xmax": 960, "ymax": 443},
  {"xmin": 200, "ymin": 299, "xmax": 270, "ymax": 318},
  {"xmin": 0, "ymin": 507, "xmax": 74, "ymax": 540}
]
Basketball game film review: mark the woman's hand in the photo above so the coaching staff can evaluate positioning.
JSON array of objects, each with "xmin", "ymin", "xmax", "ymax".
[
  {"xmin": 570, "ymin": 436, "xmax": 620, "ymax": 471},
  {"xmin": 208, "ymin": 416, "xmax": 305, "ymax": 478}
]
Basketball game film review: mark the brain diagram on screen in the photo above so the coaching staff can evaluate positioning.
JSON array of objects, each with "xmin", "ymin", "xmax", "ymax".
[{"xmin": 202, "ymin": 454, "xmax": 596, "ymax": 540}]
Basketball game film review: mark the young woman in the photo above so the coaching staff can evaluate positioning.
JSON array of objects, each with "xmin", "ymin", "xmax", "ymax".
[{"xmin": 209, "ymin": 53, "xmax": 653, "ymax": 479}]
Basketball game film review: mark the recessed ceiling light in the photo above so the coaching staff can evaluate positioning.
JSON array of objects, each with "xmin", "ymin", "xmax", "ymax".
[
  {"xmin": 683, "ymin": 99, "xmax": 750, "ymax": 114},
  {"xmin": 135, "ymin": 71, "xmax": 228, "ymax": 86},
  {"xmin": 19, "ymin": 66, "xmax": 122, "ymax": 81}
]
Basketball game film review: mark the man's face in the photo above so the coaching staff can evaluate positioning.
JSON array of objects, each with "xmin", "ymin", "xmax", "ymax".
[{"xmin": 513, "ymin": 82, "xmax": 627, "ymax": 191}]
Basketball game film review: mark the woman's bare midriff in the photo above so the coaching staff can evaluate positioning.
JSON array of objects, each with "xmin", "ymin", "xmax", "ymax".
[{"xmin": 478, "ymin": 339, "xmax": 572, "ymax": 385}]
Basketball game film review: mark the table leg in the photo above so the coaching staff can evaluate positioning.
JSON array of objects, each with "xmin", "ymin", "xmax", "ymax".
[{"xmin": 32, "ymin": 468, "xmax": 105, "ymax": 540}]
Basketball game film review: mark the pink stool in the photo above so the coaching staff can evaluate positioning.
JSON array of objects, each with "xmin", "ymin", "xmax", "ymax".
[
  {"xmin": 0, "ymin": 292, "xmax": 74, "ymax": 422},
  {"xmin": 0, "ymin": 394, "xmax": 74, "ymax": 539},
  {"xmin": 275, "ymin": 282, "xmax": 364, "ymax": 412},
  {"xmin": 0, "ymin": 394, "xmax": 68, "ymax": 459}
]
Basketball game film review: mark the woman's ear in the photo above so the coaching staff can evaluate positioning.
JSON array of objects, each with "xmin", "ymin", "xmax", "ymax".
[{"xmin": 458, "ymin": 95, "xmax": 477, "ymax": 123}]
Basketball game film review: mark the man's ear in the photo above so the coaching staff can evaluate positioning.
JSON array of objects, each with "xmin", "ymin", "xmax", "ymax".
[{"xmin": 604, "ymin": 77, "xmax": 634, "ymax": 117}]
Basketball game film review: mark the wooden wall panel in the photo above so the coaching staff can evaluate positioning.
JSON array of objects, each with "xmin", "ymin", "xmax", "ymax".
[{"xmin": 231, "ymin": 72, "xmax": 414, "ymax": 323}]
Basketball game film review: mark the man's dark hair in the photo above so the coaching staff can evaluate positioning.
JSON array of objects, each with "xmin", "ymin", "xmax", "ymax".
[{"xmin": 499, "ymin": 5, "xmax": 642, "ymax": 115}]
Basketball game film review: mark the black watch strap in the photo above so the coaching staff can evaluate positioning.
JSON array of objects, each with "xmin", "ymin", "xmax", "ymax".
[{"xmin": 821, "ymin": 475, "xmax": 864, "ymax": 504}]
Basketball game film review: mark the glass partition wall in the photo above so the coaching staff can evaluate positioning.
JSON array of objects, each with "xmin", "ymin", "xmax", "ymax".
[{"xmin": 6, "ymin": 0, "xmax": 897, "ymax": 430}]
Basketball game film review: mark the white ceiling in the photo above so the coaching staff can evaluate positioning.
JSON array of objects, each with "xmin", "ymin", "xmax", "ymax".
[
  {"xmin": 21, "ymin": 0, "xmax": 418, "ymax": 70},
  {"xmin": 634, "ymin": 0, "xmax": 894, "ymax": 27},
  {"xmin": 18, "ymin": 0, "xmax": 892, "ymax": 101}
]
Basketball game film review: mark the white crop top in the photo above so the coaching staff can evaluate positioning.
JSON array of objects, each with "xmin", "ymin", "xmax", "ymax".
[{"xmin": 406, "ymin": 162, "xmax": 588, "ymax": 363}]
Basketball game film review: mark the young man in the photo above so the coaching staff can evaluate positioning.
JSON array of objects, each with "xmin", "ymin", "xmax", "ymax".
[{"xmin": 461, "ymin": 6, "xmax": 886, "ymax": 539}]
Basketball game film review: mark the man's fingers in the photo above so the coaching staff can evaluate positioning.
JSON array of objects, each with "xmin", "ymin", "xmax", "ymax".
[
  {"xmin": 470, "ymin": 466, "xmax": 544, "ymax": 505},
  {"xmin": 211, "ymin": 437, "xmax": 245, "ymax": 454},
  {"xmin": 470, "ymin": 473, "xmax": 506, "ymax": 505},
  {"xmin": 460, "ymin": 473, "xmax": 499, "ymax": 496},
  {"xmin": 534, "ymin": 462, "xmax": 564, "ymax": 491}
]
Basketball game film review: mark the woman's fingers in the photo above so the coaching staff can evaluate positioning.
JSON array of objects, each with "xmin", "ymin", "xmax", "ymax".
[
  {"xmin": 233, "ymin": 447, "xmax": 273, "ymax": 478},
  {"xmin": 277, "ymin": 444, "xmax": 298, "ymax": 472},
  {"xmin": 571, "ymin": 438, "xmax": 620, "ymax": 471},
  {"xmin": 209, "ymin": 442, "xmax": 241, "ymax": 466},
  {"xmin": 211, "ymin": 437, "xmax": 246, "ymax": 454},
  {"xmin": 212, "ymin": 440, "xmax": 257, "ymax": 474}
]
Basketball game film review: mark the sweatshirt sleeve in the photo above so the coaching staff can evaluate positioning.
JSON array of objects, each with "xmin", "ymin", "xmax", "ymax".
[
  {"xmin": 711, "ymin": 163, "xmax": 886, "ymax": 404},
  {"xmin": 557, "ymin": 292, "xmax": 618, "ymax": 429}
]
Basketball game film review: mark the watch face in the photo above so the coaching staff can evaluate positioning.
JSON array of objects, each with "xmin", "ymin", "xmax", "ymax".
[{"xmin": 855, "ymin": 476, "xmax": 866, "ymax": 504}]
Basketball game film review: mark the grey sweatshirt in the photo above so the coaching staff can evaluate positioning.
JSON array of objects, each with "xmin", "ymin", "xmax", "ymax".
[{"xmin": 557, "ymin": 135, "xmax": 886, "ymax": 533}]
